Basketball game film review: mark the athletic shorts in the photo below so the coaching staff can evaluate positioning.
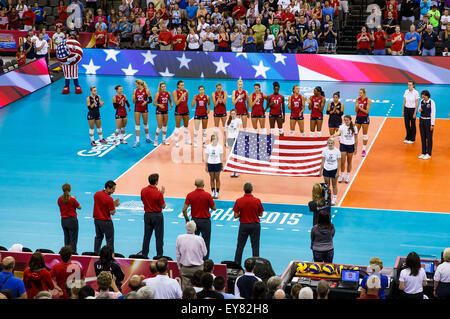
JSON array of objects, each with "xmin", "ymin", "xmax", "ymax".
[
  {"xmin": 311, "ymin": 116, "xmax": 323, "ymax": 121},
  {"xmin": 237, "ymin": 113, "xmax": 248, "ymax": 116},
  {"xmin": 175, "ymin": 112, "xmax": 189, "ymax": 116},
  {"xmin": 328, "ymin": 116, "xmax": 342, "ymax": 128},
  {"xmin": 355, "ymin": 115, "xmax": 370, "ymax": 125},
  {"xmin": 207, "ymin": 163, "xmax": 222, "ymax": 172},
  {"xmin": 226, "ymin": 138, "xmax": 236, "ymax": 148},
  {"xmin": 340, "ymin": 143, "xmax": 355, "ymax": 153},
  {"xmin": 290, "ymin": 116, "xmax": 304, "ymax": 121},
  {"xmin": 115, "ymin": 114, "xmax": 127, "ymax": 119},
  {"xmin": 323, "ymin": 168, "xmax": 338, "ymax": 178},
  {"xmin": 87, "ymin": 112, "xmax": 100, "ymax": 121},
  {"xmin": 194, "ymin": 114, "xmax": 208, "ymax": 120},
  {"xmin": 156, "ymin": 110, "xmax": 168, "ymax": 115},
  {"xmin": 214, "ymin": 113, "xmax": 227, "ymax": 118},
  {"xmin": 269, "ymin": 114, "xmax": 283, "ymax": 119},
  {"xmin": 251, "ymin": 114, "xmax": 265, "ymax": 118},
  {"xmin": 135, "ymin": 107, "xmax": 148, "ymax": 113}
]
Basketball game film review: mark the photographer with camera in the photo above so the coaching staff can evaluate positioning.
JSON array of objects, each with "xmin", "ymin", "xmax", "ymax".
[{"xmin": 308, "ymin": 183, "xmax": 331, "ymax": 226}]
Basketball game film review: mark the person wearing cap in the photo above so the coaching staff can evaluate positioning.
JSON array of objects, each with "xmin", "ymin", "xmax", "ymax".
[
  {"xmin": 359, "ymin": 257, "xmax": 389, "ymax": 299},
  {"xmin": 357, "ymin": 275, "xmax": 381, "ymax": 299}
]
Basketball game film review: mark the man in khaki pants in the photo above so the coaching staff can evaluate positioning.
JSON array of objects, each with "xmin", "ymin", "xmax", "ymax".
[
  {"xmin": 158, "ymin": 24, "xmax": 173, "ymax": 50},
  {"xmin": 176, "ymin": 221, "xmax": 207, "ymax": 290}
]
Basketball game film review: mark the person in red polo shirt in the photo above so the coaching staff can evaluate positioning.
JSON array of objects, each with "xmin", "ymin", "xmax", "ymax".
[
  {"xmin": 50, "ymin": 245, "xmax": 84, "ymax": 299},
  {"xmin": 371, "ymin": 25, "xmax": 387, "ymax": 55},
  {"xmin": 58, "ymin": 183, "xmax": 82, "ymax": 254},
  {"xmin": 22, "ymin": 6, "xmax": 35, "ymax": 31},
  {"xmin": 93, "ymin": 180, "xmax": 120, "ymax": 255},
  {"xmin": 158, "ymin": 24, "xmax": 173, "ymax": 50},
  {"xmin": 232, "ymin": 0, "xmax": 247, "ymax": 20},
  {"xmin": 356, "ymin": 26, "xmax": 371, "ymax": 55},
  {"xmin": 182, "ymin": 178, "xmax": 216, "ymax": 260},
  {"xmin": 172, "ymin": 27, "xmax": 186, "ymax": 51},
  {"xmin": 94, "ymin": 23, "xmax": 107, "ymax": 48},
  {"xmin": 141, "ymin": 173, "xmax": 166, "ymax": 259},
  {"xmin": 390, "ymin": 25, "xmax": 405, "ymax": 55},
  {"xmin": 233, "ymin": 182, "xmax": 264, "ymax": 266}
]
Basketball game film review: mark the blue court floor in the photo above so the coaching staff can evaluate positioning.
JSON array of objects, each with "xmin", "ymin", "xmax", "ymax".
[{"xmin": 0, "ymin": 75, "xmax": 449, "ymax": 274}]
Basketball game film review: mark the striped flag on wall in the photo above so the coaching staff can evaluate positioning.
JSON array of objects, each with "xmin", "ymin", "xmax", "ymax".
[{"xmin": 224, "ymin": 132, "xmax": 328, "ymax": 177}]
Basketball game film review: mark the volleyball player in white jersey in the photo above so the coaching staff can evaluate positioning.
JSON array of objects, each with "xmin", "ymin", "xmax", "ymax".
[
  {"xmin": 319, "ymin": 137, "xmax": 341, "ymax": 205},
  {"xmin": 225, "ymin": 109, "xmax": 242, "ymax": 177},
  {"xmin": 333, "ymin": 115, "xmax": 358, "ymax": 183}
]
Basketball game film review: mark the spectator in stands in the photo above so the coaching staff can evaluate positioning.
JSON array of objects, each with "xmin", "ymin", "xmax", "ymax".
[
  {"xmin": 50, "ymin": 246, "xmax": 83, "ymax": 299},
  {"xmin": 119, "ymin": 0, "xmax": 130, "ymax": 17},
  {"xmin": 235, "ymin": 258, "xmax": 262, "ymax": 299},
  {"xmin": 22, "ymin": 6, "xmax": 35, "ymax": 31},
  {"xmin": 158, "ymin": 23, "xmax": 173, "ymax": 50},
  {"xmin": 310, "ymin": 210, "xmax": 335, "ymax": 263},
  {"xmin": 16, "ymin": 0, "xmax": 27, "ymax": 20},
  {"xmin": 322, "ymin": 1, "xmax": 335, "ymax": 21},
  {"xmin": 22, "ymin": 34, "xmax": 35, "ymax": 63},
  {"xmin": 78, "ymin": 284, "xmax": 95, "ymax": 299},
  {"xmin": 16, "ymin": 45, "xmax": 26, "ymax": 66},
  {"xmin": 95, "ymin": 8, "xmax": 106, "ymax": 25},
  {"xmin": 182, "ymin": 287, "xmax": 197, "ymax": 299},
  {"xmin": 202, "ymin": 25, "xmax": 216, "ymax": 51},
  {"xmin": 404, "ymin": 24, "xmax": 421, "ymax": 55},
  {"xmin": 0, "ymin": 8, "xmax": 8, "ymax": 29},
  {"xmin": 441, "ymin": 9, "xmax": 450, "ymax": 32},
  {"xmin": 400, "ymin": 0, "xmax": 416, "ymax": 22},
  {"xmin": 230, "ymin": 25, "xmax": 244, "ymax": 52},
  {"xmin": 371, "ymin": 25, "xmax": 388, "ymax": 54},
  {"xmin": 191, "ymin": 270, "xmax": 204, "ymax": 292},
  {"xmin": 132, "ymin": 18, "xmax": 143, "ymax": 45},
  {"xmin": 84, "ymin": 9, "xmax": 95, "ymax": 32},
  {"xmin": 317, "ymin": 280, "xmax": 330, "ymax": 299},
  {"xmin": 218, "ymin": 26, "xmax": 230, "ymax": 51},
  {"xmin": 264, "ymin": 27, "xmax": 276, "ymax": 52},
  {"xmin": 31, "ymin": 2, "xmax": 45, "ymax": 29},
  {"xmin": 52, "ymin": 26, "xmax": 66, "ymax": 48},
  {"xmin": 323, "ymin": 20, "xmax": 337, "ymax": 53},
  {"xmin": 427, "ymin": 5, "xmax": 441, "ymax": 32},
  {"xmin": 383, "ymin": 10, "xmax": 398, "ymax": 35},
  {"xmin": 94, "ymin": 245, "xmax": 124, "ymax": 291},
  {"xmin": 107, "ymin": 29, "xmax": 120, "ymax": 49},
  {"xmin": 273, "ymin": 289, "xmax": 286, "ymax": 299},
  {"xmin": 421, "ymin": 24, "xmax": 438, "ymax": 55},
  {"xmin": 23, "ymin": 252, "xmax": 63, "ymax": 299},
  {"xmin": 290, "ymin": 283, "xmax": 302, "ymax": 299},
  {"xmin": 173, "ymin": 27, "xmax": 187, "ymax": 51},
  {"xmin": 197, "ymin": 273, "xmax": 224, "ymax": 299},
  {"xmin": 267, "ymin": 276, "xmax": 282, "ymax": 299},
  {"xmin": 417, "ymin": 14, "xmax": 431, "ymax": 35},
  {"xmin": 94, "ymin": 23, "xmax": 107, "ymax": 48},
  {"xmin": 360, "ymin": 257, "xmax": 389, "ymax": 299},
  {"xmin": 119, "ymin": 16, "xmax": 132, "ymax": 43},
  {"xmin": 434, "ymin": 247, "xmax": 450, "ymax": 299},
  {"xmin": 7, "ymin": 7, "xmax": 19, "ymax": 30},
  {"xmin": 118, "ymin": 275, "xmax": 145, "ymax": 299},
  {"xmin": 34, "ymin": 31, "xmax": 49, "ymax": 66},
  {"xmin": 186, "ymin": 0, "xmax": 198, "ymax": 21},
  {"xmin": 214, "ymin": 276, "xmax": 237, "ymax": 299},
  {"xmin": 0, "ymin": 257, "xmax": 26, "ymax": 299},
  {"xmin": 297, "ymin": 15, "xmax": 308, "ymax": 45},
  {"xmin": 284, "ymin": 25, "xmax": 299, "ymax": 53},
  {"xmin": 203, "ymin": 259, "xmax": 215, "ymax": 279},
  {"xmin": 298, "ymin": 286, "xmax": 314, "ymax": 299},
  {"xmin": 95, "ymin": 271, "xmax": 122, "ymax": 299},
  {"xmin": 312, "ymin": 1, "xmax": 323, "ymax": 21},
  {"xmin": 136, "ymin": 286, "xmax": 154, "ymax": 299},
  {"xmin": 95, "ymin": 16, "xmax": 108, "ymax": 31},
  {"xmin": 149, "ymin": 26, "xmax": 160, "ymax": 49},
  {"xmin": 356, "ymin": 26, "xmax": 372, "ymax": 54},
  {"xmin": 244, "ymin": 28, "xmax": 258, "ymax": 52},
  {"xmin": 399, "ymin": 251, "xmax": 427, "ymax": 299},
  {"xmin": 367, "ymin": 7, "xmax": 382, "ymax": 33},
  {"xmin": 385, "ymin": 3, "xmax": 398, "ymax": 20},
  {"xmin": 252, "ymin": 281, "xmax": 267, "ymax": 299},
  {"xmin": 420, "ymin": 0, "xmax": 431, "ymax": 20},
  {"xmin": 444, "ymin": 24, "xmax": 450, "ymax": 55},
  {"xmin": 176, "ymin": 221, "xmax": 207, "ymax": 290},
  {"xmin": 57, "ymin": 1, "xmax": 68, "ymax": 23},
  {"xmin": 308, "ymin": 183, "xmax": 331, "ymax": 225},
  {"xmin": 390, "ymin": 25, "xmax": 405, "ymax": 55},
  {"xmin": 69, "ymin": 280, "xmax": 85, "ymax": 299},
  {"xmin": 144, "ymin": 258, "xmax": 182, "ymax": 299},
  {"xmin": 357, "ymin": 275, "xmax": 381, "ymax": 299},
  {"xmin": 303, "ymin": 32, "xmax": 319, "ymax": 53}
]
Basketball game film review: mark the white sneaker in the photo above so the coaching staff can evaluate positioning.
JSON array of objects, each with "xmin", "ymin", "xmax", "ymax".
[
  {"xmin": 215, "ymin": 192, "xmax": 220, "ymax": 199},
  {"xmin": 153, "ymin": 140, "xmax": 158, "ymax": 147},
  {"xmin": 345, "ymin": 175, "xmax": 350, "ymax": 183},
  {"xmin": 423, "ymin": 154, "xmax": 431, "ymax": 160},
  {"xmin": 212, "ymin": 190, "xmax": 217, "ymax": 198},
  {"xmin": 185, "ymin": 139, "xmax": 192, "ymax": 145},
  {"xmin": 407, "ymin": 140, "xmax": 414, "ymax": 144},
  {"xmin": 338, "ymin": 175, "xmax": 344, "ymax": 183},
  {"xmin": 404, "ymin": 140, "xmax": 409, "ymax": 143},
  {"xmin": 418, "ymin": 154, "xmax": 425, "ymax": 159},
  {"xmin": 175, "ymin": 141, "xmax": 180, "ymax": 148},
  {"xmin": 235, "ymin": 173, "xmax": 240, "ymax": 177},
  {"xmin": 194, "ymin": 141, "xmax": 198, "ymax": 148},
  {"xmin": 203, "ymin": 142, "xmax": 207, "ymax": 148},
  {"xmin": 331, "ymin": 199, "xmax": 336, "ymax": 206},
  {"xmin": 162, "ymin": 139, "xmax": 170, "ymax": 145}
]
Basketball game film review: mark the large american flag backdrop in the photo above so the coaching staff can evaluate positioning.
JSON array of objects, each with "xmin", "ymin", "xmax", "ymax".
[{"xmin": 224, "ymin": 132, "xmax": 329, "ymax": 177}]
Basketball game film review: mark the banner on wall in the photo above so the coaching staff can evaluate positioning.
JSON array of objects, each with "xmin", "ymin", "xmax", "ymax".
[
  {"xmin": 0, "ymin": 58, "xmax": 51, "ymax": 109},
  {"xmin": 1, "ymin": 251, "xmax": 228, "ymax": 296},
  {"xmin": 79, "ymin": 49, "xmax": 450, "ymax": 84}
]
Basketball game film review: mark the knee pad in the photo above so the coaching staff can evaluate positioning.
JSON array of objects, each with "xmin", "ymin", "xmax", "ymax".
[
  {"xmin": 115, "ymin": 129, "xmax": 120, "ymax": 134},
  {"xmin": 162, "ymin": 126, "xmax": 167, "ymax": 133},
  {"xmin": 89, "ymin": 129, "xmax": 94, "ymax": 135},
  {"xmin": 174, "ymin": 127, "xmax": 180, "ymax": 135},
  {"xmin": 97, "ymin": 128, "xmax": 102, "ymax": 133},
  {"xmin": 144, "ymin": 124, "xmax": 149, "ymax": 130},
  {"xmin": 202, "ymin": 129, "xmax": 207, "ymax": 136},
  {"xmin": 121, "ymin": 128, "xmax": 125, "ymax": 133},
  {"xmin": 194, "ymin": 129, "xmax": 198, "ymax": 136},
  {"xmin": 363, "ymin": 135, "xmax": 369, "ymax": 141},
  {"xmin": 156, "ymin": 127, "xmax": 161, "ymax": 134},
  {"xmin": 135, "ymin": 125, "xmax": 140, "ymax": 131},
  {"xmin": 317, "ymin": 131, "xmax": 322, "ymax": 137}
]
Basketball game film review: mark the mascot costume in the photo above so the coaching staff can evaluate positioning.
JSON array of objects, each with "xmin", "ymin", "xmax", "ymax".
[{"xmin": 56, "ymin": 35, "xmax": 83, "ymax": 94}]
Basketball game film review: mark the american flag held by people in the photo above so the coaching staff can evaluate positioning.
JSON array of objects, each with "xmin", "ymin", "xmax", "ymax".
[{"xmin": 224, "ymin": 132, "xmax": 329, "ymax": 177}]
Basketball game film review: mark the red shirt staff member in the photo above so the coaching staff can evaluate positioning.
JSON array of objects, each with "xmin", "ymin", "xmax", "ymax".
[
  {"xmin": 58, "ymin": 183, "xmax": 81, "ymax": 254},
  {"xmin": 233, "ymin": 182, "xmax": 264, "ymax": 266},
  {"xmin": 93, "ymin": 180, "xmax": 120, "ymax": 255},
  {"xmin": 182, "ymin": 178, "xmax": 216, "ymax": 260},
  {"xmin": 141, "ymin": 173, "xmax": 166, "ymax": 259}
]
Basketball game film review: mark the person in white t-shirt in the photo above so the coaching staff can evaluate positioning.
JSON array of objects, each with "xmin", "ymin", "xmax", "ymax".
[
  {"xmin": 402, "ymin": 80, "xmax": 420, "ymax": 143},
  {"xmin": 399, "ymin": 252, "xmax": 428, "ymax": 299},
  {"xmin": 52, "ymin": 26, "xmax": 66, "ymax": 48},
  {"xmin": 434, "ymin": 247, "xmax": 450, "ymax": 299},
  {"xmin": 205, "ymin": 133, "xmax": 224, "ymax": 199},
  {"xmin": 332, "ymin": 115, "xmax": 358, "ymax": 184},
  {"xmin": 34, "ymin": 32, "xmax": 49, "ymax": 66},
  {"xmin": 440, "ymin": 9, "xmax": 449, "ymax": 32},
  {"xmin": 319, "ymin": 138, "xmax": 341, "ymax": 205},
  {"xmin": 225, "ymin": 109, "xmax": 242, "ymax": 178}
]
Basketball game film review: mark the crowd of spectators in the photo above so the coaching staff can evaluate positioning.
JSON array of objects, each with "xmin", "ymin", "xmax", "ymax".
[{"xmin": 359, "ymin": 0, "xmax": 449, "ymax": 55}]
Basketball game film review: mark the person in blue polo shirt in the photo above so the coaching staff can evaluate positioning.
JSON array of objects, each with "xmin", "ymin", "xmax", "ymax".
[
  {"xmin": 303, "ymin": 32, "xmax": 319, "ymax": 53},
  {"xmin": 359, "ymin": 257, "xmax": 389, "ymax": 299},
  {"xmin": 0, "ymin": 257, "xmax": 27, "ymax": 299},
  {"xmin": 185, "ymin": 0, "xmax": 198, "ymax": 21},
  {"xmin": 32, "ymin": 1, "xmax": 46, "ymax": 29},
  {"xmin": 322, "ymin": 1, "xmax": 335, "ymax": 21},
  {"xmin": 404, "ymin": 24, "xmax": 421, "ymax": 55}
]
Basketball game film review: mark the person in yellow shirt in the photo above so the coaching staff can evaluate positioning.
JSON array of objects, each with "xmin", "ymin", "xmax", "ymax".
[{"xmin": 427, "ymin": 5, "xmax": 441, "ymax": 32}]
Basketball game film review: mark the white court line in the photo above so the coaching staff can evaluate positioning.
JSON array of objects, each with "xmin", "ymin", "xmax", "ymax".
[
  {"xmin": 400, "ymin": 244, "xmax": 448, "ymax": 250},
  {"xmin": 98, "ymin": 134, "xmax": 133, "ymax": 158},
  {"xmin": 337, "ymin": 116, "xmax": 387, "ymax": 207},
  {"xmin": 338, "ymin": 205, "xmax": 450, "ymax": 215}
]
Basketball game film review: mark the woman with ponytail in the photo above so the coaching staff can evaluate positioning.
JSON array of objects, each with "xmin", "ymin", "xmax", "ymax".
[
  {"xmin": 332, "ymin": 115, "xmax": 358, "ymax": 184},
  {"xmin": 153, "ymin": 81, "xmax": 173, "ymax": 147},
  {"xmin": 307, "ymin": 86, "xmax": 326, "ymax": 137},
  {"xmin": 288, "ymin": 85, "xmax": 306, "ymax": 136},
  {"xmin": 225, "ymin": 109, "xmax": 242, "ymax": 177},
  {"xmin": 354, "ymin": 88, "xmax": 372, "ymax": 157},
  {"xmin": 327, "ymin": 91, "xmax": 344, "ymax": 135},
  {"xmin": 57, "ymin": 183, "xmax": 82, "ymax": 254},
  {"xmin": 132, "ymin": 79, "xmax": 153, "ymax": 148}
]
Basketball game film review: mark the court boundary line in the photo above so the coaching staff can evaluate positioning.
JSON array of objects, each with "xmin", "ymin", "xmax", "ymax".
[
  {"xmin": 337, "ymin": 205, "xmax": 450, "ymax": 215},
  {"xmin": 337, "ymin": 115, "xmax": 385, "ymax": 207}
]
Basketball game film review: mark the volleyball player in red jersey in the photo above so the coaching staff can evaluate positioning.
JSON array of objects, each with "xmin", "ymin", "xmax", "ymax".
[
  {"xmin": 112, "ymin": 85, "xmax": 131, "ymax": 145},
  {"xmin": 288, "ymin": 85, "xmax": 306, "ymax": 137},
  {"xmin": 132, "ymin": 79, "xmax": 152, "ymax": 148},
  {"xmin": 354, "ymin": 88, "xmax": 372, "ymax": 157},
  {"xmin": 264, "ymin": 82, "xmax": 285, "ymax": 136},
  {"xmin": 172, "ymin": 80, "xmax": 190, "ymax": 148},
  {"xmin": 86, "ymin": 86, "xmax": 107, "ymax": 147},
  {"xmin": 153, "ymin": 82, "xmax": 173, "ymax": 147},
  {"xmin": 212, "ymin": 83, "xmax": 228, "ymax": 133},
  {"xmin": 232, "ymin": 78, "xmax": 250, "ymax": 131},
  {"xmin": 249, "ymin": 83, "xmax": 267, "ymax": 133},
  {"xmin": 307, "ymin": 86, "xmax": 326, "ymax": 137},
  {"xmin": 191, "ymin": 85, "xmax": 211, "ymax": 148}
]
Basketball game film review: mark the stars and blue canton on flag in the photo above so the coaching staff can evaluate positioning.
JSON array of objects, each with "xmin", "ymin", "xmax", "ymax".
[
  {"xmin": 224, "ymin": 131, "xmax": 329, "ymax": 177},
  {"xmin": 56, "ymin": 39, "xmax": 71, "ymax": 60}
]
